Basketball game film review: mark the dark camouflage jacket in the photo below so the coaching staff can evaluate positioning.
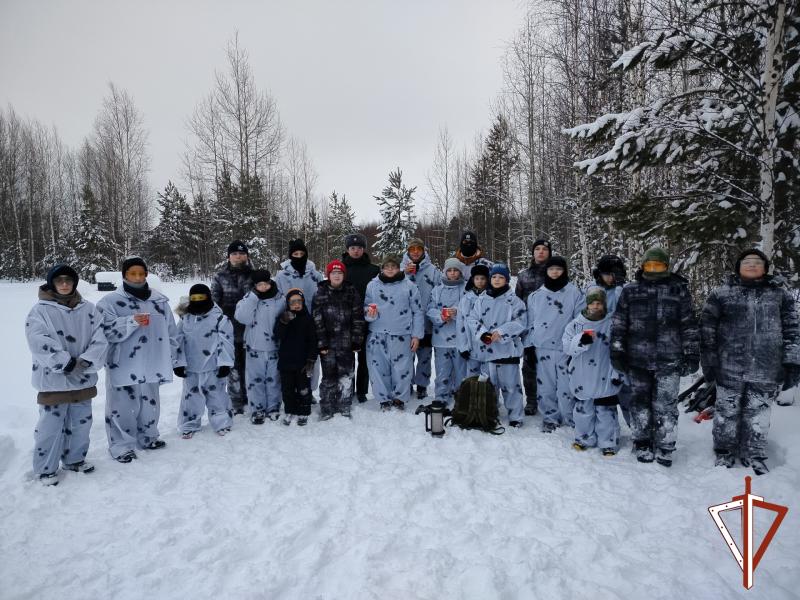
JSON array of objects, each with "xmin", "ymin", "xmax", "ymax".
[
  {"xmin": 515, "ymin": 262, "xmax": 548, "ymax": 302},
  {"xmin": 701, "ymin": 275, "xmax": 800, "ymax": 386},
  {"xmin": 611, "ymin": 271, "xmax": 699, "ymax": 372},
  {"xmin": 211, "ymin": 263, "xmax": 253, "ymax": 321},
  {"xmin": 312, "ymin": 280, "xmax": 366, "ymax": 351}
]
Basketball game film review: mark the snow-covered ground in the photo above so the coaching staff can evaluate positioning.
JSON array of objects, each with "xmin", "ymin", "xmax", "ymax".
[{"xmin": 1, "ymin": 280, "xmax": 798, "ymax": 600}]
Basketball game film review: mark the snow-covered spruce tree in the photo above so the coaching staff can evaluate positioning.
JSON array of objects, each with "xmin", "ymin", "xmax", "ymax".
[
  {"xmin": 147, "ymin": 181, "xmax": 196, "ymax": 278},
  {"xmin": 72, "ymin": 184, "xmax": 118, "ymax": 281},
  {"xmin": 327, "ymin": 190, "xmax": 356, "ymax": 251},
  {"xmin": 565, "ymin": 0, "xmax": 799, "ymax": 279},
  {"xmin": 373, "ymin": 168, "xmax": 417, "ymax": 257}
]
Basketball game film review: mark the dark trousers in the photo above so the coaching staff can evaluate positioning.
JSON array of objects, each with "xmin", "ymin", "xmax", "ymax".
[
  {"xmin": 280, "ymin": 369, "xmax": 312, "ymax": 416},
  {"xmin": 229, "ymin": 326, "xmax": 248, "ymax": 410},
  {"xmin": 355, "ymin": 347, "xmax": 370, "ymax": 397},
  {"xmin": 522, "ymin": 353, "xmax": 538, "ymax": 412}
]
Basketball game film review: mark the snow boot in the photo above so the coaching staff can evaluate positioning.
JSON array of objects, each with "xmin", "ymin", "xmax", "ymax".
[
  {"xmin": 145, "ymin": 440, "xmax": 166, "ymax": 450},
  {"xmin": 392, "ymin": 399, "xmax": 406, "ymax": 411},
  {"xmin": 39, "ymin": 472, "xmax": 60, "ymax": 486},
  {"xmin": 742, "ymin": 457, "xmax": 769, "ymax": 476},
  {"xmin": 63, "ymin": 461, "xmax": 95, "ymax": 474},
  {"xmin": 509, "ymin": 420, "xmax": 523, "ymax": 428},
  {"xmin": 216, "ymin": 427, "xmax": 231, "ymax": 436},
  {"xmin": 524, "ymin": 404, "xmax": 538, "ymax": 416},
  {"xmin": 655, "ymin": 453, "xmax": 673, "ymax": 468},
  {"xmin": 541, "ymin": 421, "xmax": 558, "ymax": 434},
  {"xmin": 319, "ymin": 412, "xmax": 334, "ymax": 421},
  {"xmin": 416, "ymin": 386, "xmax": 427, "ymax": 400},
  {"xmin": 602, "ymin": 448, "xmax": 617, "ymax": 457},
  {"xmin": 341, "ymin": 406, "xmax": 352, "ymax": 419},
  {"xmin": 267, "ymin": 411, "xmax": 281, "ymax": 422},
  {"xmin": 572, "ymin": 442, "xmax": 588, "ymax": 451},
  {"xmin": 250, "ymin": 411, "xmax": 266, "ymax": 425},
  {"xmin": 283, "ymin": 414, "xmax": 294, "ymax": 426},
  {"xmin": 297, "ymin": 416, "xmax": 308, "ymax": 426},
  {"xmin": 715, "ymin": 452, "xmax": 735, "ymax": 468},
  {"xmin": 115, "ymin": 450, "xmax": 137, "ymax": 463},
  {"xmin": 181, "ymin": 431, "xmax": 194, "ymax": 440},
  {"xmin": 357, "ymin": 394, "xmax": 368, "ymax": 404},
  {"xmin": 634, "ymin": 441, "xmax": 654, "ymax": 463},
  {"xmin": 380, "ymin": 401, "xmax": 392, "ymax": 412}
]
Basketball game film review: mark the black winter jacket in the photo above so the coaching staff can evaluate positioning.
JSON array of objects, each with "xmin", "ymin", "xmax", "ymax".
[
  {"xmin": 611, "ymin": 271, "xmax": 699, "ymax": 373},
  {"xmin": 515, "ymin": 261, "xmax": 548, "ymax": 302},
  {"xmin": 341, "ymin": 253, "xmax": 380, "ymax": 301},
  {"xmin": 211, "ymin": 263, "xmax": 253, "ymax": 321},
  {"xmin": 312, "ymin": 281, "xmax": 366, "ymax": 351},
  {"xmin": 701, "ymin": 275, "xmax": 800, "ymax": 386},
  {"xmin": 274, "ymin": 309, "xmax": 318, "ymax": 371}
]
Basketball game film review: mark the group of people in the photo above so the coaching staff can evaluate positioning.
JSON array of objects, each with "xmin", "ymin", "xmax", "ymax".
[{"xmin": 26, "ymin": 230, "xmax": 799, "ymax": 486}]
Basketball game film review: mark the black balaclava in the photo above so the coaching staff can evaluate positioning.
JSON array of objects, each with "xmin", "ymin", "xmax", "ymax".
[
  {"xmin": 460, "ymin": 230, "xmax": 478, "ymax": 258},
  {"xmin": 187, "ymin": 283, "xmax": 214, "ymax": 315},
  {"xmin": 288, "ymin": 239, "xmax": 308, "ymax": 275},
  {"xmin": 543, "ymin": 256, "xmax": 569, "ymax": 292}
]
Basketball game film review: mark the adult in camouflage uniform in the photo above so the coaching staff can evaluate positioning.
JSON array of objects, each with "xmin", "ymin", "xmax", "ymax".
[
  {"xmin": 515, "ymin": 239, "xmax": 552, "ymax": 416},
  {"xmin": 700, "ymin": 249, "xmax": 800, "ymax": 475},
  {"xmin": 211, "ymin": 240, "xmax": 254, "ymax": 414},
  {"xmin": 312, "ymin": 260, "xmax": 366, "ymax": 419},
  {"xmin": 611, "ymin": 247, "xmax": 699, "ymax": 467}
]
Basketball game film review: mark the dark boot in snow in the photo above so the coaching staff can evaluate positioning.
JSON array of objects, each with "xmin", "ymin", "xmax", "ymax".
[
  {"xmin": 341, "ymin": 406, "xmax": 352, "ymax": 418},
  {"xmin": 297, "ymin": 416, "xmax": 308, "ymax": 426},
  {"xmin": 416, "ymin": 386, "xmax": 427, "ymax": 400},
  {"xmin": 267, "ymin": 411, "xmax": 281, "ymax": 422},
  {"xmin": 392, "ymin": 399, "xmax": 405, "ymax": 410},
  {"xmin": 39, "ymin": 472, "xmax": 60, "ymax": 486},
  {"xmin": 63, "ymin": 460, "xmax": 95, "ymax": 474},
  {"xmin": 541, "ymin": 422, "xmax": 558, "ymax": 434},
  {"xmin": 145, "ymin": 440, "xmax": 166, "ymax": 450},
  {"xmin": 655, "ymin": 455, "xmax": 673, "ymax": 468},
  {"xmin": 116, "ymin": 450, "xmax": 137, "ymax": 463},
  {"xmin": 380, "ymin": 401, "xmax": 393, "ymax": 412},
  {"xmin": 602, "ymin": 448, "xmax": 617, "ymax": 457},
  {"xmin": 250, "ymin": 411, "xmax": 266, "ymax": 425},
  {"xmin": 524, "ymin": 404, "xmax": 538, "ymax": 416},
  {"xmin": 634, "ymin": 441, "xmax": 654, "ymax": 463},
  {"xmin": 357, "ymin": 394, "xmax": 368, "ymax": 403},
  {"xmin": 715, "ymin": 452, "xmax": 735, "ymax": 468},
  {"xmin": 509, "ymin": 421, "xmax": 523, "ymax": 428},
  {"xmin": 572, "ymin": 442, "xmax": 588, "ymax": 451},
  {"xmin": 742, "ymin": 457, "xmax": 769, "ymax": 475}
]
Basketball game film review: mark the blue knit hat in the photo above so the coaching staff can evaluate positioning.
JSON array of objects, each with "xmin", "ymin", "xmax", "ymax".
[{"xmin": 489, "ymin": 263, "xmax": 510, "ymax": 282}]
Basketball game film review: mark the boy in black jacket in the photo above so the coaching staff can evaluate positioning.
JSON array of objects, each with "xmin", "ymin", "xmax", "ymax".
[{"xmin": 274, "ymin": 288, "xmax": 318, "ymax": 425}]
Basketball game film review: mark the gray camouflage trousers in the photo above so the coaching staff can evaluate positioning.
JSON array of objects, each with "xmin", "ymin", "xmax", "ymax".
[
  {"xmin": 105, "ymin": 382, "xmax": 161, "ymax": 458},
  {"xmin": 714, "ymin": 382, "xmax": 778, "ymax": 461},
  {"xmin": 412, "ymin": 346, "xmax": 433, "ymax": 389},
  {"xmin": 178, "ymin": 371, "xmax": 233, "ymax": 434},
  {"xmin": 628, "ymin": 367, "xmax": 680, "ymax": 459},
  {"xmin": 33, "ymin": 400, "xmax": 93, "ymax": 476},
  {"xmin": 320, "ymin": 349, "xmax": 355, "ymax": 415}
]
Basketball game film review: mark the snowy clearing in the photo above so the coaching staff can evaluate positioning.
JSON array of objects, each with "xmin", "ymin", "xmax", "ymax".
[{"xmin": 1, "ymin": 281, "xmax": 798, "ymax": 600}]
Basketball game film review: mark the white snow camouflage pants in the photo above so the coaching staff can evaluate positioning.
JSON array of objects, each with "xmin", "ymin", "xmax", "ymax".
[
  {"xmin": 536, "ymin": 349, "xmax": 573, "ymax": 426},
  {"xmin": 433, "ymin": 347, "xmax": 466, "ymax": 405},
  {"xmin": 105, "ymin": 382, "xmax": 161, "ymax": 458},
  {"xmin": 246, "ymin": 349, "xmax": 281, "ymax": 414},
  {"xmin": 713, "ymin": 382, "xmax": 779, "ymax": 461},
  {"xmin": 483, "ymin": 362, "xmax": 524, "ymax": 422},
  {"xmin": 178, "ymin": 371, "xmax": 233, "ymax": 434},
  {"xmin": 367, "ymin": 332, "xmax": 414, "ymax": 404},
  {"xmin": 628, "ymin": 368, "xmax": 680, "ymax": 458},
  {"xmin": 319, "ymin": 349, "xmax": 355, "ymax": 415},
  {"xmin": 573, "ymin": 398, "xmax": 619, "ymax": 450},
  {"xmin": 464, "ymin": 357, "xmax": 482, "ymax": 379},
  {"xmin": 412, "ymin": 345, "xmax": 433, "ymax": 389},
  {"xmin": 33, "ymin": 400, "xmax": 93, "ymax": 475}
]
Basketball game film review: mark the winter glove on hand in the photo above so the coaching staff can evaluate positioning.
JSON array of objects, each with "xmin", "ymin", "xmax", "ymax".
[
  {"xmin": 302, "ymin": 359, "xmax": 315, "ymax": 378},
  {"xmin": 611, "ymin": 377, "xmax": 624, "ymax": 387},
  {"xmin": 680, "ymin": 357, "xmax": 700, "ymax": 377},
  {"xmin": 782, "ymin": 364, "xmax": 800, "ymax": 391},
  {"xmin": 173, "ymin": 366, "xmax": 186, "ymax": 378},
  {"xmin": 579, "ymin": 332, "xmax": 594, "ymax": 346},
  {"xmin": 460, "ymin": 350, "xmax": 471, "ymax": 360},
  {"xmin": 610, "ymin": 350, "xmax": 628, "ymax": 374},
  {"xmin": 62, "ymin": 357, "xmax": 77, "ymax": 374},
  {"xmin": 216, "ymin": 365, "xmax": 231, "ymax": 378},
  {"xmin": 279, "ymin": 311, "xmax": 294, "ymax": 324}
]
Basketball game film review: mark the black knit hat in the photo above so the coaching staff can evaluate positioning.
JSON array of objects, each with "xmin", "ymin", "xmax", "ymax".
[
  {"xmin": 460, "ymin": 230, "xmax": 478, "ymax": 245},
  {"xmin": 251, "ymin": 269, "xmax": 271, "ymax": 285},
  {"xmin": 532, "ymin": 239, "xmax": 552, "ymax": 255},
  {"xmin": 345, "ymin": 233, "xmax": 367, "ymax": 249},
  {"xmin": 45, "ymin": 264, "xmax": 78, "ymax": 291},
  {"xmin": 289, "ymin": 239, "xmax": 307, "ymax": 256},
  {"xmin": 735, "ymin": 248, "xmax": 770, "ymax": 274},
  {"xmin": 227, "ymin": 240, "xmax": 249, "ymax": 256},
  {"xmin": 595, "ymin": 255, "xmax": 626, "ymax": 277},
  {"xmin": 188, "ymin": 283, "xmax": 214, "ymax": 315},
  {"xmin": 545, "ymin": 255, "xmax": 568, "ymax": 273},
  {"xmin": 286, "ymin": 287, "xmax": 305, "ymax": 302},
  {"xmin": 121, "ymin": 256, "xmax": 147, "ymax": 277},
  {"xmin": 470, "ymin": 264, "xmax": 490, "ymax": 279}
]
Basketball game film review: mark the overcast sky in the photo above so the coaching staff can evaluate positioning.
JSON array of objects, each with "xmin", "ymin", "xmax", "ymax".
[{"xmin": 0, "ymin": 0, "xmax": 526, "ymax": 223}]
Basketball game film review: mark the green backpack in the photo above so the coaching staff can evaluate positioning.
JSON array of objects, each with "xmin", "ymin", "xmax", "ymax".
[{"xmin": 446, "ymin": 376, "xmax": 505, "ymax": 434}]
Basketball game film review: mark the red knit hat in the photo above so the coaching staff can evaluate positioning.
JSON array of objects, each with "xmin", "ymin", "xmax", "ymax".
[{"xmin": 326, "ymin": 259, "xmax": 346, "ymax": 277}]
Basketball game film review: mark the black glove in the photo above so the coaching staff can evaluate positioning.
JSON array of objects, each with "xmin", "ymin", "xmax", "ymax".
[
  {"xmin": 579, "ymin": 332, "xmax": 594, "ymax": 345},
  {"xmin": 783, "ymin": 364, "xmax": 800, "ymax": 391},
  {"xmin": 611, "ymin": 377, "xmax": 624, "ymax": 387},
  {"xmin": 460, "ymin": 350, "xmax": 471, "ymax": 360},
  {"xmin": 610, "ymin": 351, "xmax": 628, "ymax": 374},
  {"xmin": 701, "ymin": 365, "xmax": 716, "ymax": 385},
  {"xmin": 173, "ymin": 366, "xmax": 186, "ymax": 378},
  {"xmin": 680, "ymin": 357, "xmax": 700, "ymax": 377},
  {"xmin": 279, "ymin": 310, "xmax": 294, "ymax": 324},
  {"xmin": 62, "ymin": 357, "xmax": 77, "ymax": 373},
  {"xmin": 216, "ymin": 365, "xmax": 231, "ymax": 378},
  {"xmin": 302, "ymin": 359, "xmax": 316, "ymax": 378}
]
